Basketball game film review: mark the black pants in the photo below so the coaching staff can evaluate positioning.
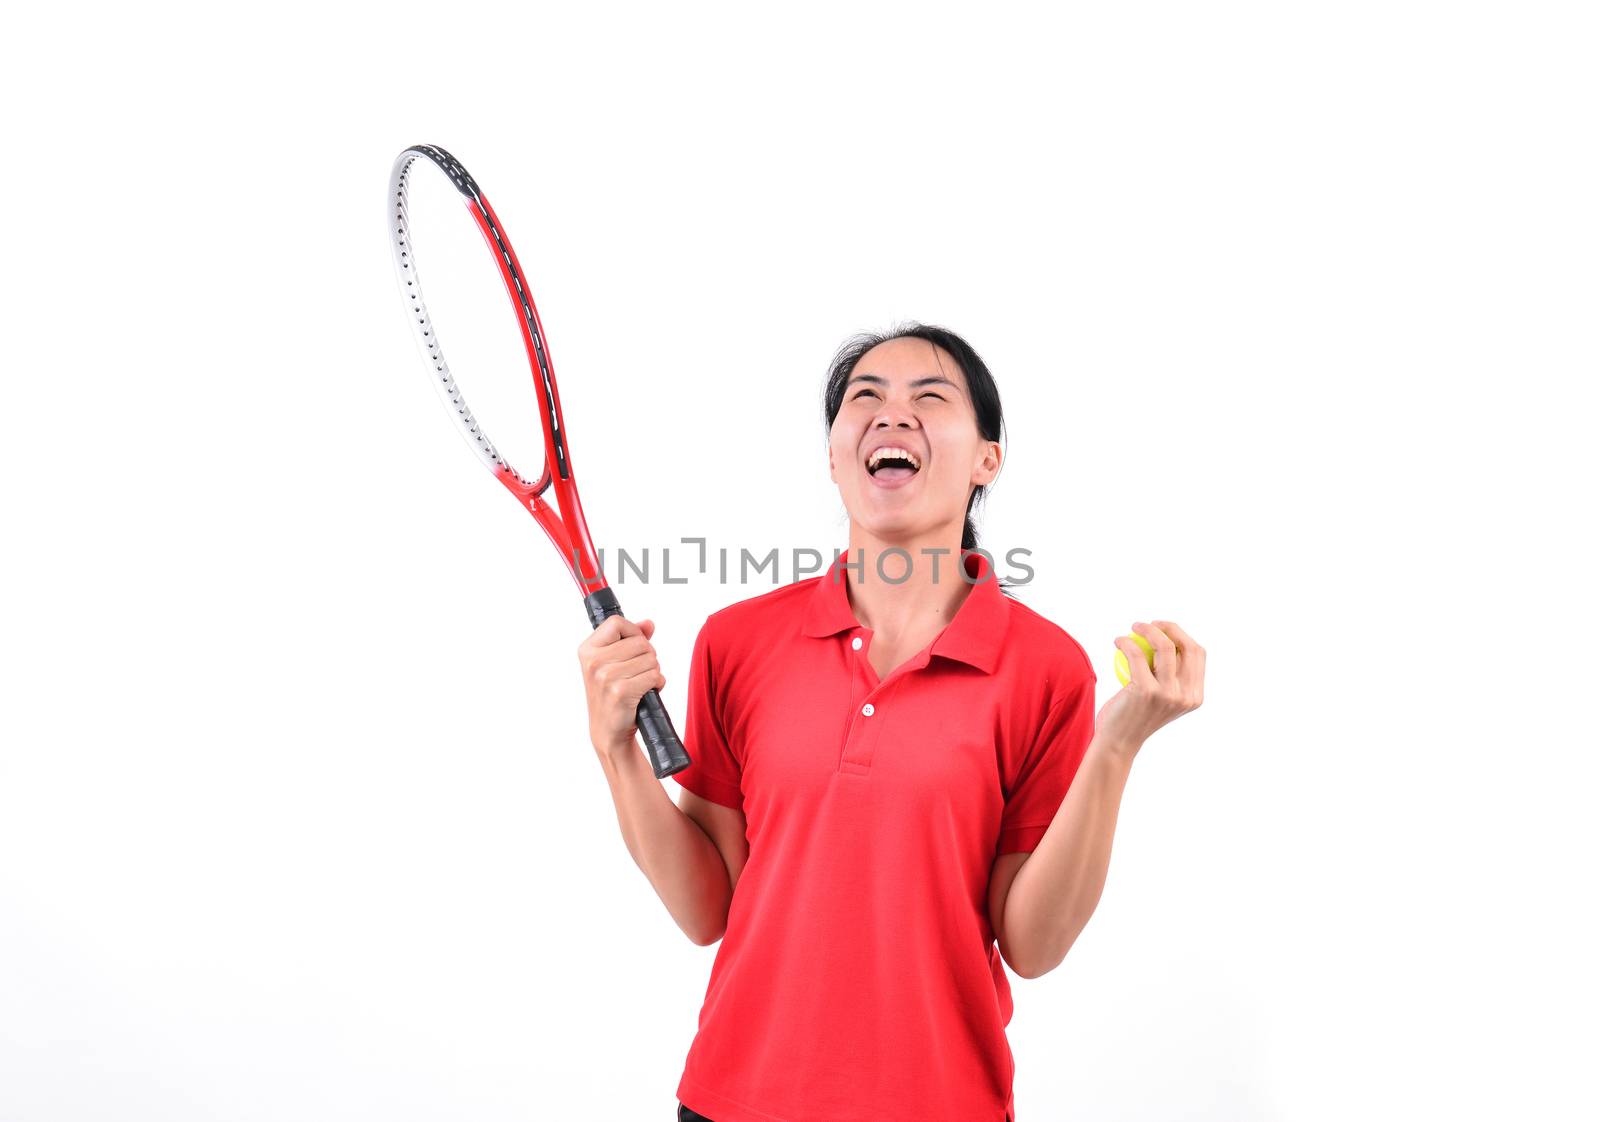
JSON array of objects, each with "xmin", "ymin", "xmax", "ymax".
[{"xmin": 679, "ymin": 1105, "xmax": 1010, "ymax": 1121}]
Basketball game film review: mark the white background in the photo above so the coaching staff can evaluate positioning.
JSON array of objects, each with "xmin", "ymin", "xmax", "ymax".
[{"xmin": 2, "ymin": 2, "xmax": 1596, "ymax": 1119}]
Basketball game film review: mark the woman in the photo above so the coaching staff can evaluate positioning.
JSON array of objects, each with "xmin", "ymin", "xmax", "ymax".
[{"xmin": 579, "ymin": 324, "xmax": 1205, "ymax": 1121}]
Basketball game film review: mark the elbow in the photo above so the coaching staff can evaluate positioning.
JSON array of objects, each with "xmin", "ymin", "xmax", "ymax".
[
  {"xmin": 687, "ymin": 910, "xmax": 729, "ymax": 947},
  {"xmin": 1009, "ymin": 956, "xmax": 1048, "ymax": 981},
  {"xmin": 689, "ymin": 926, "xmax": 725, "ymax": 947},
  {"xmin": 1017, "ymin": 956, "xmax": 1063, "ymax": 980},
  {"xmin": 1009, "ymin": 908, "xmax": 1094, "ymax": 978},
  {"xmin": 1011, "ymin": 955, "xmax": 1063, "ymax": 981},
  {"xmin": 1004, "ymin": 937, "xmax": 1070, "ymax": 980},
  {"xmin": 1001, "ymin": 942, "xmax": 1043, "ymax": 980}
]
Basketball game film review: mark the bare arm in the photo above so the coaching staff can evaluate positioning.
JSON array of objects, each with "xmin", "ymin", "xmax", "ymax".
[
  {"xmin": 595, "ymin": 734, "xmax": 737, "ymax": 946},
  {"xmin": 579, "ymin": 615, "xmax": 744, "ymax": 946},
  {"xmin": 1003, "ymin": 619, "xmax": 1205, "ymax": 977},
  {"xmin": 1000, "ymin": 736, "xmax": 1135, "ymax": 978}
]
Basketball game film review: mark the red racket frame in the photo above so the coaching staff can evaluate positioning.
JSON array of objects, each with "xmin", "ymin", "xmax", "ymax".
[
  {"xmin": 390, "ymin": 144, "xmax": 689, "ymax": 779},
  {"xmin": 466, "ymin": 191, "xmax": 605, "ymax": 593}
]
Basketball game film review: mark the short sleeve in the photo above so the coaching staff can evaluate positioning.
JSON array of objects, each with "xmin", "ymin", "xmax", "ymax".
[
  {"xmin": 996, "ymin": 670, "xmax": 1097, "ymax": 855},
  {"xmin": 670, "ymin": 619, "xmax": 744, "ymax": 811}
]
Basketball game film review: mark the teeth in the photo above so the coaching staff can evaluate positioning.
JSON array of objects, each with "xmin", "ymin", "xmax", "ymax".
[{"xmin": 867, "ymin": 446, "xmax": 921, "ymax": 471}]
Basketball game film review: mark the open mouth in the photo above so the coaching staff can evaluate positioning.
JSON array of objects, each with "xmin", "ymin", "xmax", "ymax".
[{"xmin": 865, "ymin": 445, "xmax": 922, "ymax": 484}]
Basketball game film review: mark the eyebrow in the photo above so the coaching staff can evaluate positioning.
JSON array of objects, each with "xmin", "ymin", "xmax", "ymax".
[{"xmin": 845, "ymin": 373, "xmax": 959, "ymax": 389}]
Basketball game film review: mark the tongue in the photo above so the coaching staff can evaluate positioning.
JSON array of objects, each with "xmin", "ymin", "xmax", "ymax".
[{"xmin": 874, "ymin": 467, "xmax": 916, "ymax": 481}]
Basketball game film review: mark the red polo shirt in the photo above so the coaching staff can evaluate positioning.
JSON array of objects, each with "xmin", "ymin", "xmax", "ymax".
[{"xmin": 672, "ymin": 549, "xmax": 1098, "ymax": 1122}]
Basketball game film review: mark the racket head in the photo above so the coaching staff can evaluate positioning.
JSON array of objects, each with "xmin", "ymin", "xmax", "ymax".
[
  {"xmin": 389, "ymin": 144, "xmax": 551, "ymax": 494},
  {"xmin": 388, "ymin": 144, "xmax": 685, "ymax": 778},
  {"xmin": 390, "ymin": 144, "xmax": 604, "ymax": 589}
]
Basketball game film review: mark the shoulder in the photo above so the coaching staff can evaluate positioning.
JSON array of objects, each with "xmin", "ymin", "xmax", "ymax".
[
  {"xmin": 695, "ymin": 574, "xmax": 824, "ymax": 655},
  {"xmin": 997, "ymin": 594, "xmax": 1097, "ymax": 701}
]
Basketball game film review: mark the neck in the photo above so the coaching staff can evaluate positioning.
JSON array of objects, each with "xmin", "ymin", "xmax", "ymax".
[{"xmin": 840, "ymin": 526, "xmax": 974, "ymax": 639}]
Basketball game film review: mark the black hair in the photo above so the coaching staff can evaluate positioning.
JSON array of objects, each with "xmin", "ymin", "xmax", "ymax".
[{"xmin": 822, "ymin": 322, "xmax": 1013, "ymax": 595}]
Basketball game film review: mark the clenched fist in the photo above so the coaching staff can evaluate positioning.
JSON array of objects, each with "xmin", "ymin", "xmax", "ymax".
[{"xmin": 577, "ymin": 615, "xmax": 667, "ymax": 757}]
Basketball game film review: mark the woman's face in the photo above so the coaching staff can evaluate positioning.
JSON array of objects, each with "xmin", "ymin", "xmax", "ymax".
[{"xmin": 828, "ymin": 337, "xmax": 1001, "ymax": 547}]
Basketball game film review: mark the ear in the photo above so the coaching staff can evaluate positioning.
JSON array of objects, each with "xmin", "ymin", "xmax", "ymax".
[
  {"xmin": 972, "ymin": 440, "xmax": 1002, "ymax": 487},
  {"xmin": 828, "ymin": 444, "xmax": 836, "ymax": 483}
]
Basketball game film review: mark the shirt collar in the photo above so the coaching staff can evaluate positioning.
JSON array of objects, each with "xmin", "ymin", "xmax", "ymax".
[{"xmin": 800, "ymin": 549, "xmax": 1009, "ymax": 674}]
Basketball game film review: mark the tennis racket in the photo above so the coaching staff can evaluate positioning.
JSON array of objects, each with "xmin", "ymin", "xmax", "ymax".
[{"xmin": 387, "ymin": 143, "xmax": 690, "ymax": 779}]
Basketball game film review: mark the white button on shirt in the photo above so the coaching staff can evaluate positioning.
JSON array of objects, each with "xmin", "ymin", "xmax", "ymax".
[
  {"xmin": 862, "ymin": 703, "xmax": 875, "ymax": 717},
  {"xmin": 851, "ymin": 637, "xmax": 863, "ymax": 650}
]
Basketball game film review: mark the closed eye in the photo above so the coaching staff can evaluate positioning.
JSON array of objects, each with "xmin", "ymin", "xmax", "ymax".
[{"xmin": 852, "ymin": 389, "xmax": 945, "ymax": 401}]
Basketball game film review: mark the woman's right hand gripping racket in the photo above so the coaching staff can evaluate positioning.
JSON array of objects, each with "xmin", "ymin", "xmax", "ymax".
[{"xmin": 387, "ymin": 143, "xmax": 690, "ymax": 779}]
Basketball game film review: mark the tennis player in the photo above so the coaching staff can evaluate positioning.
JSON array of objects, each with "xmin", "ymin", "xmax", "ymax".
[{"xmin": 579, "ymin": 324, "xmax": 1206, "ymax": 1121}]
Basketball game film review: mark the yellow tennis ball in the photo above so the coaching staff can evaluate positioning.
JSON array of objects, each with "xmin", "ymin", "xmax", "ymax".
[{"xmin": 1113, "ymin": 631, "xmax": 1156, "ymax": 687}]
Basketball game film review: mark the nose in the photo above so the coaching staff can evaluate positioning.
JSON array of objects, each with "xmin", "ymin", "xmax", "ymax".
[{"xmin": 872, "ymin": 403, "xmax": 919, "ymax": 430}]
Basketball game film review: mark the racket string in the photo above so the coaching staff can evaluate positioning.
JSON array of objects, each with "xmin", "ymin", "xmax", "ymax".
[{"xmin": 390, "ymin": 151, "xmax": 538, "ymax": 490}]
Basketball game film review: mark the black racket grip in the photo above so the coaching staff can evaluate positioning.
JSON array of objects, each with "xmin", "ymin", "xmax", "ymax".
[{"xmin": 583, "ymin": 587, "xmax": 692, "ymax": 779}]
